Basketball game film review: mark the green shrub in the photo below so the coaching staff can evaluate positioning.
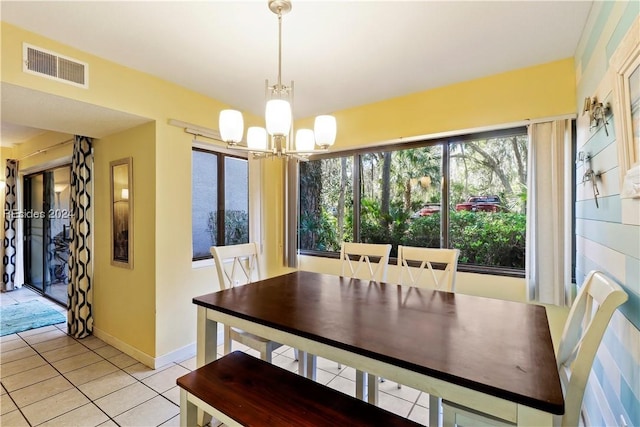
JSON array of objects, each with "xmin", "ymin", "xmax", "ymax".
[
  {"xmin": 449, "ymin": 211, "xmax": 525, "ymax": 268},
  {"xmin": 397, "ymin": 210, "xmax": 525, "ymax": 268},
  {"xmin": 207, "ymin": 210, "xmax": 249, "ymax": 246},
  {"xmin": 302, "ymin": 200, "xmax": 526, "ymax": 269}
]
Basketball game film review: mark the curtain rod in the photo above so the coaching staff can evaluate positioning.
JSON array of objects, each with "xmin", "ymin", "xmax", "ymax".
[{"xmin": 16, "ymin": 138, "xmax": 74, "ymax": 161}]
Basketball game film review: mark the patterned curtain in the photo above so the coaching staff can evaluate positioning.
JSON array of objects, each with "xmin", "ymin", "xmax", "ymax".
[
  {"xmin": 2, "ymin": 159, "xmax": 18, "ymax": 291},
  {"xmin": 67, "ymin": 136, "xmax": 93, "ymax": 338}
]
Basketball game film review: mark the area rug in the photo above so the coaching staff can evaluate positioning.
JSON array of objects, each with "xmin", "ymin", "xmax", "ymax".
[{"xmin": 0, "ymin": 300, "xmax": 66, "ymax": 336}]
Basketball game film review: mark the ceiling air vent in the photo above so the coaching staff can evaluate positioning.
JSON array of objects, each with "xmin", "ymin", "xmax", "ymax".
[{"xmin": 23, "ymin": 43, "xmax": 88, "ymax": 88}]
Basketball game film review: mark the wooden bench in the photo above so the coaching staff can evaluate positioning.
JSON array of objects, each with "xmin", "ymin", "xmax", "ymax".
[{"xmin": 176, "ymin": 350, "xmax": 422, "ymax": 427}]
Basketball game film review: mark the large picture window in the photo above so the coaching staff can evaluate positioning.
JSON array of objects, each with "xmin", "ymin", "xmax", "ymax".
[
  {"xmin": 192, "ymin": 148, "xmax": 249, "ymax": 260},
  {"xmin": 299, "ymin": 127, "xmax": 528, "ymax": 274}
]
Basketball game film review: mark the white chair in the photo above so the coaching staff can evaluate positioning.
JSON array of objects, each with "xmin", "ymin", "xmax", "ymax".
[
  {"xmin": 442, "ymin": 270, "xmax": 628, "ymax": 427},
  {"xmin": 210, "ymin": 242, "xmax": 284, "ymax": 363},
  {"xmin": 339, "ymin": 242, "xmax": 392, "ymax": 403},
  {"xmin": 397, "ymin": 246, "xmax": 460, "ymax": 291},
  {"xmin": 394, "ymin": 246, "xmax": 460, "ymax": 403},
  {"xmin": 340, "ymin": 242, "xmax": 392, "ymax": 282},
  {"xmin": 555, "ymin": 270, "xmax": 628, "ymax": 427}
]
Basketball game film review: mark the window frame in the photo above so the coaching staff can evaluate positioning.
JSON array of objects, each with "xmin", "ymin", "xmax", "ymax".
[
  {"xmin": 298, "ymin": 126, "xmax": 528, "ymax": 278},
  {"xmin": 192, "ymin": 145, "xmax": 249, "ymax": 261}
]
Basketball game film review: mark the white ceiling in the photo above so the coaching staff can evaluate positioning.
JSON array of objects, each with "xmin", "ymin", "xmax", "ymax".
[
  {"xmin": 1, "ymin": 82, "xmax": 152, "ymax": 143},
  {"xmin": 0, "ymin": 0, "xmax": 594, "ymax": 147}
]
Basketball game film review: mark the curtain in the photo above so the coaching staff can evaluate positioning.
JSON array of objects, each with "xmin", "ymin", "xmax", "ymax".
[
  {"xmin": 2, "ymin": 159, "xmax": 18, "ymax": 291},
  {"xmin": 67, "ymin": 136, "xmax": 94, "ymax": 338},
  {"xmin": 526, "ymin": 120, "xmax": 573, "ymax": 306}
]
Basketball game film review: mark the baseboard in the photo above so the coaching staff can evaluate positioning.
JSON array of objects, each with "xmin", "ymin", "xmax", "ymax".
[
  {"xmin": 92, "ymin": 327, "xmax": 159, "ymax": 368},
  {"xmin": 154, "ymin": 342, "xmax": 196, "ymax": 369},
  {"xmin": 92, "ymin": 326, "xmax": 225, "ymax": 369}
]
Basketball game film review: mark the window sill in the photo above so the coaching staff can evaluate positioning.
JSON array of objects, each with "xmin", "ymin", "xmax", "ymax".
[
  {"xmin": 298, "ymin": 250, "xmax": 525, "ymax": 278},
  {"xmin": 192, "ymin": 258, "xmax": 214, "ymax": 269}
]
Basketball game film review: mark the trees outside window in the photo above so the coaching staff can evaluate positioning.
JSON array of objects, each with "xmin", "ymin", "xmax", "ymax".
[
  {"xmin": 299, "ymin": 128, "xmax": 528, "ymax": 273},
  {"xmin": 448, "ymin": 133, "xmax": 527, "ymax": 269},
  {"xmin": 300, "ymin": 157, "xmax": 353, "ymax": 252},
  {"xmin": 192, "ymin": 148, "xmax": 248, "ymax": 260}
]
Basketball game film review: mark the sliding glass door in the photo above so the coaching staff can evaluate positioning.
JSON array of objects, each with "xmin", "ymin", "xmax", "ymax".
[{"xmin": 23, "ymin": 165, "xmax": 71, "ymax": 305}]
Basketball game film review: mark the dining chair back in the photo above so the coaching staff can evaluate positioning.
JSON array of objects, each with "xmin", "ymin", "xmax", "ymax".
[
  {"xmin": 442, "ymin": 270, "xmax": 628, "ymax": 427},
  {"xmin": 555, "ymin": 270, "xmax": 628, "ymax": 427},
  {"xmin": 211, "ymin": 242, "xmax": 261, "ymax": 289},
  {"xmin": 394, "ymin": 247, "xmax": 459, "ymax": 396},
  {"xmin": 210, "ymin": 242, "xmax": 283, "ymax": 363},
  {"xmin": 340, "ymin": 242, "xmax": 392, "ymax": 282},
  {"xmin": 397, "ymin": 246, "xmax": 460, "ymax": 291},
  {"xmin": 339, "ymin": 242, "xmax": 392, "ymax": 399}
]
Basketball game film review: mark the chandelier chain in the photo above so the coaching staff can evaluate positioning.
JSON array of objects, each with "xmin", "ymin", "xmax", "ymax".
[{"xmin": 277, "ymin": 7, "xmax": 283, "ymax": 91}]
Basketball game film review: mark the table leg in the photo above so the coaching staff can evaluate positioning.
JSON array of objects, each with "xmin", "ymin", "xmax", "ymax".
[
  {"xmin": 367, "ymin": 373, "xmax": 378, "ymax": 405},
  {"xmin": 298, "ymin": 351, "xmax": 317, "ymax": 379},
  {"xmin": 197, "ymin": 306, "xmax": 218, "ymax": 367},
  {"xmin": 430, "ymin": 395, "xmax": 441, "ymax": 427},
  {"xmin": 223, "ymin": 325, "xmax": 232, "ymax": 355},
  {"xmin": 196, "ymin": 306, "xmax": 218, "ymax": 426},
  {"xmin": 305, "ymin": 352, "xmax": 317, "ymax": 380},
  {"xmin": 298, "ymin": 350, "xmax": 306, "ymax": 376},
  {"xmin": 356, "ymin": 370, "xmax": 366, "ymax": 400}
]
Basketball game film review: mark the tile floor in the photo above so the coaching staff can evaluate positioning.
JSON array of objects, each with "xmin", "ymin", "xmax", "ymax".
[{"xmin": 1, "ymin": 287, "xmax": 434, "ymax": 426}]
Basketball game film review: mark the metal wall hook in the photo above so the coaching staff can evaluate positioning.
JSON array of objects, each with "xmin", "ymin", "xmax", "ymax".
[
  {"xmin": 583, "ymin": 96, "xmax": 610, "ymax": 136},
  {"xmin": 580, "ymin": 153, "xmax": 602, "ymax": 208}
]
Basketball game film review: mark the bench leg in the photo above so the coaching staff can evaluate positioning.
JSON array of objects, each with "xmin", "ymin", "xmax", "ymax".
[{"xmin": 180, "ymin": 389, "xmax": 198, "ymax": 427}]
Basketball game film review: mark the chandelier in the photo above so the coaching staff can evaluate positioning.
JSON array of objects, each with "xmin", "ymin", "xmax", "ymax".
[{"xmin": 218, "ymin": 0, "xmax": 337, "ymax": 160}]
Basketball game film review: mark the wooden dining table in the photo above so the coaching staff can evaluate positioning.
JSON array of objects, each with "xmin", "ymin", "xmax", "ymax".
[{"xmin": 193, "ymin": 270, "xmax": 564, "ymax": 426}]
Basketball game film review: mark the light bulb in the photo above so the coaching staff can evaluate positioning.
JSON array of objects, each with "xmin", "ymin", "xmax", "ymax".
[
  {"xmin": 265, "ymin": 99, "xmax": 292, "ymax": 136},
  {"xmin": 219, "ymin": 109, "xmax": 244, "ymax": 143},
  {"xmin": 295, "ymin": 129, "xmax": 315, "ymax": 152},
  {"xmin": 247, "ymin": 127, "xmax": 268, "ymax": 150},
  {"xmin": 314, "ymin": 115, "xmax": 337, "ymax": 148}
]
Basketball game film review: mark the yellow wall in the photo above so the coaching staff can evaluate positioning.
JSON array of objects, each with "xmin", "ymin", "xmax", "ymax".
[
  {"xmin": 0, "ymin": 146, "xmax": 15, "ymax": 164},
  {"xmin": 9, "ymin": 132, "xmax": 73, "ymax": 171},
  {"xmin": 2, "ymin": 20, "xmax": 577, "ymax": 364},
  {"xmin": 297, "ymin": 58, "xmax": 576, "ymax": 149},
  {"xmin": 93, "ymin": 123, "xmax": 156, "ymax": 358}
]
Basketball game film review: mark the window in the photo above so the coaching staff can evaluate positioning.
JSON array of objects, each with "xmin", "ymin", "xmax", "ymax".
[
  {"xmin": 192, "ymin": 148, "xmax": 249, "ymax": 260},
  {"xmin": 299, "ymin": 127, "xmax": 528, "ymax": 275},
  {"xmin": 299, "ymin": 157, "xmax": 353, "ymax": 252}
]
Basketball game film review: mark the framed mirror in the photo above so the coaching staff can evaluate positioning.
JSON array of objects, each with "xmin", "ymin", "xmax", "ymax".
[{"xmin": 110, "ymin": 157, "xmax": 133, "ymax": 268}]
